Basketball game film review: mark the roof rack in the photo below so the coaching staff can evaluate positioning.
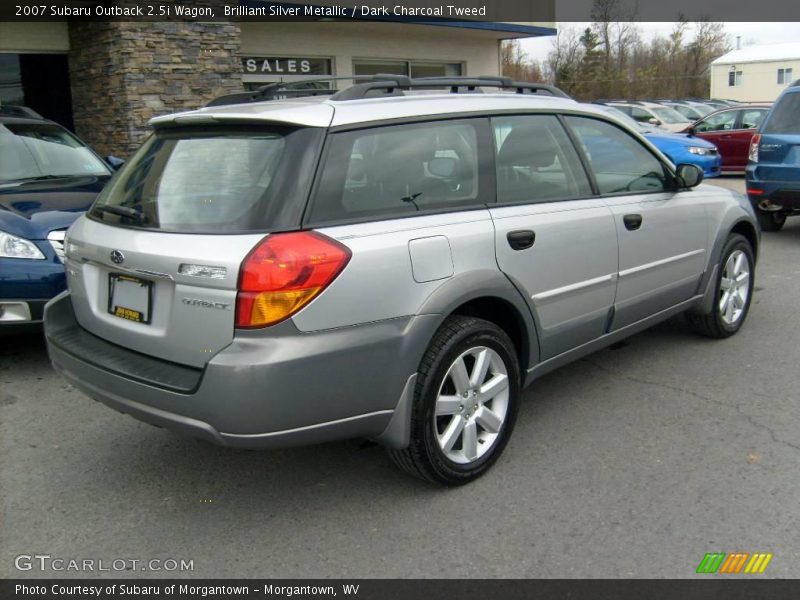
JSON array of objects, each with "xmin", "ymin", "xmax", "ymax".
[
  {"xmin": 206, "ymin": 76, "xmax": 384, "ymax": 107},
  {"xmin": 206, "ymin": 75, "xmax": 570, "ymax": 107},
  {"xmin": 330, "ymin": 75, "xmax": 570, "ymax": 101}
]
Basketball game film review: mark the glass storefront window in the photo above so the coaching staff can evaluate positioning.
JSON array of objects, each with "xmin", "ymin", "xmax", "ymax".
[{"xmin": 353, "ymin": 60, "xmax": 463, "ymax": 78}]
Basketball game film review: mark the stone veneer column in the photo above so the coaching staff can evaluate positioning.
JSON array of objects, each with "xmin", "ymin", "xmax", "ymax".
[{"xmin": 68, "ymin": 21, "xmax": 242, "ymax": 158}]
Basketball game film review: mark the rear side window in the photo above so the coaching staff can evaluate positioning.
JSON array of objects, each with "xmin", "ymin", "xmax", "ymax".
[
  {"xmin": 89, "ymin": 125, "xmax": 322, "ymax": 233},
  {"xmin": 740, "ymin": 109, "xmax": 767, "ymax": 130},
  {"xmin": 763, "ymin": 93, "xmax": 800, "ymax": 134},
  {"xmin": 566, "ymin": 116, "xmax": 669, "ymax": 195},
  {"xmin": 308, "ymin": 119, "xmax": 485, "ymax": 224},
  {"xmin": 492, "ymin": 115, "xmax": 592, "ymax": 204}
]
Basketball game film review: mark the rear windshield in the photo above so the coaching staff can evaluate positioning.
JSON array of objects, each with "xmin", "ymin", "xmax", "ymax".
[
  {"xmin": 0, "ymin": 122, "xmax": 110, "ymax": 183},
  {"xmin": 89, "ymin": 125, "xmax": 322, "ymax": 233},
  {"xmin": 763, "ymin": 93, "xmax": 800, "ymax": 134}
]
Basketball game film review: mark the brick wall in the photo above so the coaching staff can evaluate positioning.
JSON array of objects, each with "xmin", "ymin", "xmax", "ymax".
[{"xmin": 68, "ymin": 21, "xmax": 242, "ymax": 158}]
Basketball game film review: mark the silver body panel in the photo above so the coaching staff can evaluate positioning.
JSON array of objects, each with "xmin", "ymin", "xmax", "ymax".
[
  {"xmin": 46, "ymin": 93, "xmax": 759, "ymax": 450},
  {"xmin": 602, "ymin": 191, "xmax": 708, "ymax": 329},
  {"xmin": 490, "ymin": 199, "xmax": 618, "ymax": 360},
  {"xmin": 64, "ymin": 217, "xmax": 264, "ymax": 368}
]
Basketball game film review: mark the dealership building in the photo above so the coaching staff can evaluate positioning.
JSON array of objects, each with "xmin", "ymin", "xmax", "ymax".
[{"xmin": 0, "ymin": 15, "xmax": 555, "ymax": 157}]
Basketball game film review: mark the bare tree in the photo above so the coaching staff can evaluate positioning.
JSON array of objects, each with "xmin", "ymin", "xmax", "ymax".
[
  {"xmin": 545, "ymin": 1, "xmax": 729, "ymax": 101},
  {"xmin": 500, "ymin": 39, "xmax": 544, "ymax": 82},
  {"xmin": 545, "ymin": 27, "xmax": 583, "ymax": 95}
]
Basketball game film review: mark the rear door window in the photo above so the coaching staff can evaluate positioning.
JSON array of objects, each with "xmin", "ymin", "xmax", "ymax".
[
  {"xmin": 492, "ymin": 115, "xmax": 592, "ymax": 204},
  {"xmin": 89, "ymin": 125, "xmax": 322, "ymax": 233},
  {"xmin": 740, "ymin": 109, "xmax": 767, "ymax": 130},
  {"xmin": 762, "ymin": 93, "xmax": 800, "ymax": 134},
  {"xmin": 308, "ymin": 119, "xmax": 488, "ymax": 224}
]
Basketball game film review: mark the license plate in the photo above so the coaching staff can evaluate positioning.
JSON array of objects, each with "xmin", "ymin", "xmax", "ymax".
[{"xmin": 108, "ymin": 274, "xmax": 153, "ymax": 324}]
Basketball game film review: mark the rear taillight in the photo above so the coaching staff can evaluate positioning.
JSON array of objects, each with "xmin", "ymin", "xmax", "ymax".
[
  {"xmin": 748, "ymin": 133, "xmax": 761, "ymax": 163},
  {"xmin": 235, "ymin": 231, "xmax": 351, "ymax": 328}
]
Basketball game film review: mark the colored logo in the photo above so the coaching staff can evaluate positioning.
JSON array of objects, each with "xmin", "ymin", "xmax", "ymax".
[{"xmin": 696, "ymin": 552, "xmax": 773, "ymax": 574}]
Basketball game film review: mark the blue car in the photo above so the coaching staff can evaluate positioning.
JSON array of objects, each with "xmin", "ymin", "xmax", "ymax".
[
  {"xmin": 745, "ymin": 79, "xmax": 800, "ymax": 231},
  {"xmin": 1, "ymin": 113, "xmax": 113, "ymax": 332},
  {"xmin": 593, "ymin": 104, "xmax": 721, "ymax": 178}
]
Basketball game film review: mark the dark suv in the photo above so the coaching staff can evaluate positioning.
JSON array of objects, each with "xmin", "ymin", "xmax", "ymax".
[{"xmin": 746, "ymin": 79, "xmax": 800, "ymax": 231}]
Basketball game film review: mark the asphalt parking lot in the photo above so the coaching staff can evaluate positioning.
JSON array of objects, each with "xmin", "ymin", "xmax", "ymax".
[{"xmin": 2, "ymin": 176, "xmax": 798, "ymax": 579}]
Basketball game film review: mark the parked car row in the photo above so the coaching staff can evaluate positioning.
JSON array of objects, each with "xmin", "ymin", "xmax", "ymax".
[
  {"xmin": 0, "ymin": 107, "xmax": 121, "ymax": 332},
  {"xmin": 593, "ymin": 104, "xmax": 722, "ymax": 178},
  {"xmin": 595, "ymin": 98, "xmax": 770, "ymax": 174}
]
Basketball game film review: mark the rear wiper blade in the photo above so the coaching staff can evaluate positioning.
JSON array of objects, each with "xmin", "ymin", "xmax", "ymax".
[{"xmin": 95, "ymin": 204, "xmax": 147, "ymax": 223}]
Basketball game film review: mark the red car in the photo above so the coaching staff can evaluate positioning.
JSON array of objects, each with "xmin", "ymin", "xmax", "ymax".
[{"xmin": 683, "ymin": 105, "xmax": 771, "ymax": 173}]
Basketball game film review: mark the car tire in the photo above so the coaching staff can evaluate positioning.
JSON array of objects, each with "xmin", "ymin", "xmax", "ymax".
[
  {"xmin": 756, "ymin": 210, "xmax": 786, "ymax": 232},
  {"xmin": 687, "ymin": 233, "xmax": 755, "ymax": 339},
  {"xmin": 388, "ymin": 315, "xmax": 521, "ymax": 486}
]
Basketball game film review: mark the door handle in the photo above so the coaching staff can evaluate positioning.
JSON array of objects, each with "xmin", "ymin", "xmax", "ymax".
[
  {"xmin": 507, "ymin": 230, "xmax": 535, "ymax": 250},
  {"xmin": 623, "ymin": 214, "xmax": 643, "ymax": 231}
]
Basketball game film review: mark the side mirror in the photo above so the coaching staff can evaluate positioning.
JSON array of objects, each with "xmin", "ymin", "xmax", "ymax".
[
  {"xmin": 676, "ymin": 163, "xmax": 704, "ymax": 188},
  {"xmin": 106, "ymin": 155, "xmax": 125, "ymax": 170},
  {"xmin": 685, "ymin": 126, "xmax": 696, "ymax": 137},
  {"xmin": 648, "ymin": 117, "xmax": 661, "ymax": 126}
]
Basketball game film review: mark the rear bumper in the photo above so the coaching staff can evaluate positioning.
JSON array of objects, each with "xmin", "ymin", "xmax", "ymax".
[
  {"xmin": 45, "ymin": 292, "xmax": 433, "ymax": 449},
  {"xmin": 745, "ymin": 184, "xmax": 800, "ymax": 211},
  {"xmin": 746, "ymin": 167, "xmax": 800, "ymax": 210}
]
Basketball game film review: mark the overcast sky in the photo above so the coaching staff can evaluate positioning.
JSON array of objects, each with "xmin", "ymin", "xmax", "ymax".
[{"xmin": 519, "ymin": 22, "xmax": 797, "ymax": 63}]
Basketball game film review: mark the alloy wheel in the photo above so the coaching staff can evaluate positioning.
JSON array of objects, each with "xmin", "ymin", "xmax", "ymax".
[
  {"xmin": 719, "ymin": 249, "xmax": 751, "ymax": 325},
  {"xmin": 434, "ymin": 346, "xmax": 510, "ymax": 464}
]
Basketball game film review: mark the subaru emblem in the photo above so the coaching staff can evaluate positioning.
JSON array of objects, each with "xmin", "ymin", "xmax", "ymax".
[{"xmin": 110, "ymin": 250, "xmax": 125, "ymax": 264}]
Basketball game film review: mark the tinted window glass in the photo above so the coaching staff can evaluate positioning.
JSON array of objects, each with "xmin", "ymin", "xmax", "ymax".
[
  {"xmin": 695, "ymin": 110, "xmax": 737, "ymax": 132},
  {"xmin": 566, "ymin": 116, "xmax": 669, "ymax": 195},
  {"xmin": 740, "ymin": 109, "xmax": 767, "ymax": 130},
  {"xmin": 90, "ymin": 126, "xmax": 322, "ymax": 233},
  {"xmin": 493, "ymin": 115, "xmax": 591, "ymax": 204},
  {"xmin": 309, "ymin": 120, "xmax": 483, "ymax": 223},
  {"xmin": 763, "ymin": 93, "xmax": 800, "ymax": 134}
]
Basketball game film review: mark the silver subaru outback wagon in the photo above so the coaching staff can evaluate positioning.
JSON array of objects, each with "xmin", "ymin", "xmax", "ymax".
[{"xmin": 44, "ymin": 76, "xmax": 759, "ymax": 485}]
